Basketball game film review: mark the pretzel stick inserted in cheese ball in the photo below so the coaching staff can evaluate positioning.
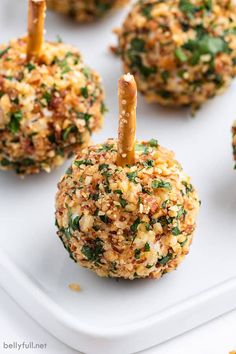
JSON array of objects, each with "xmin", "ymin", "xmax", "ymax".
[
  {"xmin": 27, "ymin": 0, "xmax": 46, "ymax": 61},
  {"xmin": 117, "ymin": 73, "xmax": 137, "ymax": 167}
]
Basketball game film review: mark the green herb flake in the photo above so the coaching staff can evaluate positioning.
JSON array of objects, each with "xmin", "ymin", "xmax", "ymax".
[
  {"xmin": 74, "ymin": 159, "xmax": 93, "ymax": 167},
  {"xmin": 144, "ymin": 242, "xmax": 150, "ymax": 252},
  {"xmin": 25, "ymin": 62, "xmax": 36, "ymax": 72},
  {"xmin": 62, "ymin": 125, "xmax": 77, "ymax": 141},
  {"xmin": 43, "ymin": 91, "xmax": 52, "ymax": 105},
  {"xmin": 130, "ymin": 217, "xmax": 141, "ymax": 233},
  {"xmin": 134, "ymin": 249, "xmax": 141, "ymax": 259},
  {"xmin": 149, "ymin": 138, "xmax": 158, "ymax": 147},
  {"xmin": 127, "ymin": 171, "xmax": 138, "ymax": 184},
  {"xmin": 8, "ymin": 111, "xmax": 23, "ymax": 134},
  {"xmin": 152, "ymin": 180, "xmax": 172, "ymax": 190},
  {"xmin": 172, "ymin": 226, "xmax": 181, "ymax": 236},
  {"xmin": 81, "ymin": 238, "xmax": 104, "ymax": 264},
  {"xmin": 119, "ymin": 196, "xmax": 128, "ymax": 208},
  {"xmin": 135, "ymin": 143, "xmax": 150, "ymax": 155},
  {"xmin": 81, "ymin": 87, "xmax": 89, "ymax": 99},
  {"xmin": 0, "ymin": 46, "xmax": 10, "ymax": 58},
  {"xmin": 143, "ymin": 159, "xmax": 154, "ymax": 168},
  {"xmin": 175, "ymin": 48, "xmax": 188, "ymax": 62},
  {"xmin": 130, "ymin": 38, "xmax": 146, "ymax": 52},
  {"xmin": 158, "ymin": 253, "xmax": 172, "ymax": 266}
]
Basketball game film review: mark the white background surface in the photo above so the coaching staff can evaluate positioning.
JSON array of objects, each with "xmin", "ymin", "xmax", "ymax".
[{"xmin": 0, "ymin": 286, "xmax": 236, "ymax": 354}]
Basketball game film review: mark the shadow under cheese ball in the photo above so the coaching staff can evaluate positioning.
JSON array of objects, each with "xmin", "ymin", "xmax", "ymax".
[
  {"xmin": 55, "ymin": 74, "xmax": 200, "ymax": 280},
  {"xmin": 0, "ymin": 1, "xmax": 105, "ymax": 176},
  {"xmin": 117, "ymin": 0, "xmax": 236, "ymax": 109},
  {"xmin": 47, "ymin": 0, "xmax": 129, "ymax": 22}
]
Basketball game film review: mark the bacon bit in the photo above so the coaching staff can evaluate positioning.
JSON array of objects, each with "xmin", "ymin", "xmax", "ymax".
[{"xmin": 142, "ymin": 195, "xmax": 158, "ymax": 213}]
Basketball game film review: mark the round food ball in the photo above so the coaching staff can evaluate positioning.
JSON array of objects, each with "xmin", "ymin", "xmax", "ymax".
[
  {"xmin": 117, "ymin": 0, "xmax": 236, "ymax": 108},
  {"xmin": 232, "ymin": 121, "xmax": 236, "ymax": 166},
  {"xmin": 47, "ymin": 0, "xmax": 129, "ymax": 22},
  {"xmin": 55, "ymin": 138, "xmax": 200, "ymax": 279},
  {"xmin": 0, "ymin": 37, "xmax": 105, "ymax": 175}
]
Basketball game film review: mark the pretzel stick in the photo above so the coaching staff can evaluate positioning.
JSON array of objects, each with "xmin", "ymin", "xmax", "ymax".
[
  {"xmin": 27, "ymin": 0, "xmax": 46, "ymax": 61},
  {"xmin": 117, "ymin": 74, "xmax": 137, "ymax": 167}
]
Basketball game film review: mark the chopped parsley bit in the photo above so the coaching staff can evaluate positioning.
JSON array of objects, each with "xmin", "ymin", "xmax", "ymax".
[
  {"xmin": 183, "ymin": 35, "xmax": 230, "ymax": 66},
  {"xmin": 146, "ymin": 264, "xmax": 153, "ymax": 269},
  {"xmin": 144, "ymin": 242, "xmax": 150, "ymax": 252},
  {"xmin": 82, "ymin": 67, "xmax": 90, "ymax": 78},
  {"xmin": 152, "ymin": 180, "xmax": 172, "ymax": 190},
  {"xmin": 99, "ymin": 215, "xmax": 111, "ymax": 224},
  {"xmin": 0, "ymin": 158, "xmax": 11, "ymax": 166},
  {"xmin": 43, "ymin": 91, "xmax": 52, "ymax": 105},
  {"xmin": 172, "ymin": 226, "xmax": 181, "ymax": 236},
  {"xmin": 25, "ymin": 62, "xmax": 36, "ymax": 72},
  {"xmin": 81, "ymin": 238, "xmax": 104, "ymax": 264},
  {"xmin": 81, "ymin": 87, "xmax": 89, "ymax": 99},
  {"xmin": 177, "ymin": 207, "xmax": 186, "ymax": 219},
  {"xmin": 127, "ymin": 171, "xmax": 138, "ymax": 184},
  {"xmin": 74, "ymin": 159, "xmax": 93, "ymax": 167},
  {"xmin": 158, "ymin": 253, "xmax": 172, "ymax": 266},
  {"xmin": 161, "ymin": 71, "xmax": 170, "ymax": 83},
  {"xmin": 161, "ymin": 199, "xmax": 169, "ymax": 209},
  {"xmin": 175, "ymin": 47, "xmax": 188, "ymax": 62},
  {"xmin": 179, "ymin": 238, "xmax": 188, "ymax": 247},
  {"xmin": 135, "ymin": 143, "xmax": 150, "ymax": 155},
  {"xmin": 119, "ymin": 196, "xmax": 128, "ymax": 208},
  {"xmin": 89, "ymin": 193, "xmax": 99, "ymax": 201},
  {"xmin": 134, "ymin": 249, "xmax": 141, "ymax": 259},
  {"xmin": 58, "ymin": 58, "xmax": 71, "ymax": 75},
  {"xmin": 130, "ymin": 217, "xmax": 141, "ymax": 233},
  {"xmin": 145, "ymin": 223, "xmax": 152, "ymax": 231},
  {"xmin": 130, "ymin": 38, "xmax": 146, "ymax": 52},
  {"xmin": 149, "ymin": 138, "xmax": 158, "ymax": 147},
  {"xmin": 0, "ymin": 46, "xmax": 10, "ymax": 58},
  {"xmin": 8, "ymin": 111, "xmax": 23, "ymax": 134},
  {"xmin": 60, "ymin": 207, "xmax": 81, "ymax": 239},
  {"xmin": 62, "ymin": 124, "xmax": 77, "ymax": 141},
  {"xmin": 141, "ymin": 4, "xmax": 153, "ymax": 19},
  {"xmin": 93, "ymin": 225, "xmax": 100, "ymax": 231},
  {"xmin": 114, "ymin": 189, "xmax": 122, "ymax": 195},
  {"xmin": 98, "ymin": 144, "xmax": 115, "ymax": 152},
  {"xmin": 99, "ymin": 163, "xmax": 109, "ymax": 171},
  {"xmin": 182, "ymin": 181, "xmax": 193, "ymax": 195},
  {"xmin": 143, "ymin": 159, "xmax": 154, "ymax": 168}
]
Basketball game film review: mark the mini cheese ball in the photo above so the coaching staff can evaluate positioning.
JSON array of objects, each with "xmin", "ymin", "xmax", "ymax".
[
  {"xmin": 117, "ymin": 0, "xmax": 236, "ymax": 109},
  {"xmin": 55, "ymin": 74, "xmax": 200, "ymax": 280},
  {"xmin": 232, "ymin": 121, "xmax": 236, "ymax": 167},
  {"xmin": 47, "ymin": 0, "xmax": 129, "ymax": 22},
  {"xmin": 0, "ymin": 0, "xmax": 104, "ymax": 175}
]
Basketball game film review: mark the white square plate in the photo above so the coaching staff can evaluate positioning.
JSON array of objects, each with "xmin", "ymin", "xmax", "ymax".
[{"xmin": 1, "ymin": 1, "xmax": 236, "ymax": 353}]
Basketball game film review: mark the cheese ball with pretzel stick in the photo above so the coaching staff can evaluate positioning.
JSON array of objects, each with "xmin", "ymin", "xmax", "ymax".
[
  {"xmin": 116, "ymin": 0, "xmax": 236, "ymax": 110},
  {"xmin": 47, "ymin": 0, "xmax": 129, "ymax": 22},
  {"xmin": 55, "ymin": 74, "xmax": 200, "ymax": 280},
  {"xmin": 0, "ymin": 0, "xmax": 105, "ymax": 176}
]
